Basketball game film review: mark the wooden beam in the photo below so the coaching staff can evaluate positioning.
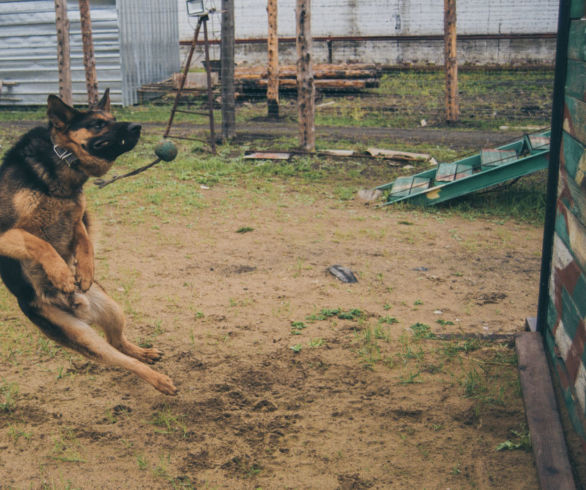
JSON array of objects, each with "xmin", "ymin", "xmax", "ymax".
[
  {"xmin": 515, "ymin": 332, "xmax": 576, "ymax": 490},
  {"xmin": 267, "ymin": 0, "xmax": 279, "ymax": 118},
  {"xmin": 221, "ymin": 0, "xmax": 236, "ymax": 141},
  {"xmin": 296, "ymin": 0, "xmax": 315, "ymax": 151},
  {"xmin": 444, "ymin": 0, "xmax": 459, "ymax": 122},
  {"xmin": 54, "ymin": 0, "xmax": 72, "ymax": 105},
  {"xmin": 78, "ymin": 0, "xmax": 99, "ymax": 107}
]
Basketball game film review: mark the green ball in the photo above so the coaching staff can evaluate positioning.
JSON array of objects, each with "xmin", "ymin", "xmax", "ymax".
[{"xmin": 154, "ymin": 139, "xmax": 178, "ymax": 162}]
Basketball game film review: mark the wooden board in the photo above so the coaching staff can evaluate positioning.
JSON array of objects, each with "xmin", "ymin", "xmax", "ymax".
[
  {"xmin": 565, "ymin": 96, "xmax": 586, "ymax": 147},
  {"xmin": 570, "ymin": 0, "xmax": 585, "ymax": 19},
  {"xmin": 568, "ymin": 20, "xmax": 586, "ymax": 62},
  {"xmin": 515, "ymin": 332, "xmax": 576, "ymax": 490}
]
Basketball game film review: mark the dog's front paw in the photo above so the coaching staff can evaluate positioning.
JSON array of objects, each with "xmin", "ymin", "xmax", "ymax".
[
  {"xmin": 153, "ymin": 374, "xmax": 178, "ymax": 396},
  {"xmin": 75, "ymin": 262, "xmax": 94, "ymax": 292},
  {"xmin": 46, "ymin": 262, "xmax": 76, "ymax": 293}
]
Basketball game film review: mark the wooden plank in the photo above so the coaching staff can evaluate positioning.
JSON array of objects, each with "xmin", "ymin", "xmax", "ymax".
[
  {"xmin": 568, "ymin": 20, "xmax": 586, "ymax": 62},
  {"xmin": 564, "ymin": 95, "xmax": 586, "ymax": 146},
  {"xmin": 515, "ymin": 332, "xmax": 576, "ymax": 490},
  {"xmin": 525, "ymin": 317, "xmax": 538, "ymax": 332},
  {"xmin": 570, "ymin": 0, "xmax": 585, "ymax": 19},
  {"xmin": 367, "ymin": 148, "xmax": 431, "ymax": 161},
  {"xmin": 565, "ymin": 60, "xmax": 585, "ymax": 102},
  {"xmin": 561, "ymin": 130, "xmax": 585, "ymax": 181}
]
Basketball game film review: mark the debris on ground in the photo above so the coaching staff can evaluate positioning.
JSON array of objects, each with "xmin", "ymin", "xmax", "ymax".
[{"xmin": 328, "ymin": 265, "xmax": 358, "ymax": 283}]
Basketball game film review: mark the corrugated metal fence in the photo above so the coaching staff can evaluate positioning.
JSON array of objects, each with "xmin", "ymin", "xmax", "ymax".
[{"xmin": 0, "ymin": 0, "xmax": 179, "ymax": 106}]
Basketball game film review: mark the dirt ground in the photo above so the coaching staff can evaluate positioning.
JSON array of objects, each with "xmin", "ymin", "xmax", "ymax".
[{"xmin": 0, "ymin": 172, "xmax": 543, "ymax": 488}]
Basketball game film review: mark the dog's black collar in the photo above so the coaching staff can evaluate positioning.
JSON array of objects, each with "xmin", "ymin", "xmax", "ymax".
[{"xmin": 52, "ymin": 144, "xmax": 79, "ymax": 167}]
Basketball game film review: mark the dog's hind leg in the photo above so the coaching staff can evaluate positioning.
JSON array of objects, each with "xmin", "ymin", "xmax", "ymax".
[
  {"xmin": 79, "ymin": 283, "xmax": 165, "ymax": 365},
  {"xmin": 21, "ymin": 299, "xmax": 177, "ymax": 395}
]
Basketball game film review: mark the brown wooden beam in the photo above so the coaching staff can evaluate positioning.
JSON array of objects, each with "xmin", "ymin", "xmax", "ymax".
[
  {"xmin": 221, "ymin": 0, "xmax": 236, "ymax": 141},
  {"xmin": 267, "ymin": 0, "xmax": 279, "ymax": 118},
  {"xmin": 78, "ymin": 0, "xmax": 99, "ymax": 107},
  {"xmin": 296, "ymin": 0, "xmax": 315, "ymax": 151},
  {"xmin": 444, "ymin": 0, "xmax": 459, "ymax": 123},
  {"xmin": 516, "ymin": 332, "xmax": 576, "ymax": 490},
  {"xmin": 54, "ymin": 0, "xmax": 72, "ymax": 105}
]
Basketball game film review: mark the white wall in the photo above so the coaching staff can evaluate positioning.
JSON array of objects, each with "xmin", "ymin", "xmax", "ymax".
[
  {"xmin": 176, "ymin": 0, "xmax": 559, "ymax": 66},
  {"xmin": 178, "ymin": 0, "xmax": 558, "ymax": 39}
]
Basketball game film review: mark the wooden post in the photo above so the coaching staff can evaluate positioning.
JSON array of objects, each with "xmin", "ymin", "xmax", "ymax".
[
  {"xmin": 221, "ymin": 0, "xmax": 236, "ymax": 141},
  {"xmin": 296, "ymin": 0, "xmax": 315, "ymax": 152},
  {"xmin": 54, "ymin": 0, "xmax": 72, "ymax": 105},
  {"xmin": 267, "ymin": 0, "xmax": 279, "ymax": 118},
  {"xmin": 203, "ymin": 17, "xmax": 217, "ymax": 154},
  {"xmin": 444, "ymin": 0, "xmax": 459, "ymax": 123},
  {"xmin": 78, "ymin": 0, "xmax": 99, "ymax": 107}
]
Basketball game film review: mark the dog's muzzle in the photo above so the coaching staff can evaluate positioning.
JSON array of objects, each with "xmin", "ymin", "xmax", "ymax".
[{"xmin": 88, "ymin": 123, "xmax": 141, "ymax": 161}]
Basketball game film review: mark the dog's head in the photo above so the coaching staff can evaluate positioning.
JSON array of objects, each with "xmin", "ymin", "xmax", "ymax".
[{"xmin": 47, "ymin": 89, "xmax": 141, "ymax": 177}]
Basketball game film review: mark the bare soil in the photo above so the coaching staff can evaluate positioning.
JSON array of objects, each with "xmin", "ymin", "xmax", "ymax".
[{"xmin": 0, "ymin": 178, "xmax": 542, "ymax": 488}]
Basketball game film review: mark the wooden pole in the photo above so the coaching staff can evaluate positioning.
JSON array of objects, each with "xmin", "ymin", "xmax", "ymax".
[
  {"xmin": 78, "ymin": 0, "xmax": 99, "ymax": 107},
  {"xmin": 444, "ymin": 0, "xmax": 459, "ymax": 123},
  {"xmin": 267, "ymin": 0, "xmax": 279, "ymax": 118},
  {"xmin": 296, "ymin": 0, "xmax": 315, "ymax": 151},
  {"xmin": 221, "ymin": 0, "xmax": 236, "ymax": 141},
  {"xmin": 54, "ymin": 0, "xmax": 72, "ymax": 105},
  {"xmin": 203, "ymin": 17, "xmax": 217, "ymax": 154}
]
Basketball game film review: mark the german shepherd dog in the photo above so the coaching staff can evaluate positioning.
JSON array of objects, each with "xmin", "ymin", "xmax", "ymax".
[{"xmin": 0, "ymin": 90, "xmax": 177, "ymax": 395}]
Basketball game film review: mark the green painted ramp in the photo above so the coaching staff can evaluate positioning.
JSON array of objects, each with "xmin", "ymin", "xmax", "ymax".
[{"xmin": 377, "ymin": 130, "xmax": 550, "ymax": 206}]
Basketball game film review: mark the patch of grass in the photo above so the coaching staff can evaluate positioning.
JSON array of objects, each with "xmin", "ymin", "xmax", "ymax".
[
  {"xmin": 236, "ymin": 226, "xmax": 254, "ymax": 233},
  {"xmin": 290, "ymin": 321, "xmax": 307, "ymax": 335},
  {"xmin": 463, "ymin": 367, "xmax": 488, "ymax": 398},
  {"xmin": 0, "ymin": 379, "xmax": 19, "ymax": 412},
  {"xmin": 136, "ymin": 453, "xmax": 148, "ymax": 470},
  {"xmin": 8, "ymin": 424, "xmax": 32, "ymax": 443},
  {"xmin": 308, "ymin": 338, "xmax": 326, "ymax": 348},
  {"xmin": 379, "ymin": 315, "xmax": 399, "ymax": 325},
  {"xmin": 307, "ymin": 308, "xmax": 365, "ymax": 322},
  {"xmin": 50, "ymin": 427, "xmax": 86, "ymax": 463},
  {"xmin": 400, "ymin": 370, "xmax": 423, "ymax": 384},
  {"xmin": 150, "ymin": 406, "xmax": 187, "ymax": 437},
  {"xmin": 436, "ymin": 319, "xmax": 455, "ymax": 326},
  {"xmin": 410, "ymin": 323, "xmax": 435, "ymax": 339}
]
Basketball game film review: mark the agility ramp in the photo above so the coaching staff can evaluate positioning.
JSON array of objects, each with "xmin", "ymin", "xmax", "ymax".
[{"xmin": 376, "ymin": 130, "xmax": 550, "ymax": 207}]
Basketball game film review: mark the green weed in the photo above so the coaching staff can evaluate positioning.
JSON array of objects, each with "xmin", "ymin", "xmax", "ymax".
[
  {"xmin": 150, "ymin": 406, "xmax": 187, "ymax": 436},
  {"xmin": 0, "ymin": 379, "xmax": 19, "ymax": 412},
  {"xmin": 496, "ymin": 427, "xmax": 531, "ymax": 451},
  {"xmin": 410, "ymin": 323, "xmax": 435, "ymax": 339}
]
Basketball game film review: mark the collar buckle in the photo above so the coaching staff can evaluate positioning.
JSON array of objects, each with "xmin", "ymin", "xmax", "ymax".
[{"xmin": 53, "ymin": 145, "xmax": 77, "ymax": 167}]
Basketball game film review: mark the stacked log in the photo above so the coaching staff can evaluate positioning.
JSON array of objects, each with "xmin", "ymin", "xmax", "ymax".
[{"xmin": 235, "ymin": 63, "xmax": 382, "ymax": 95}]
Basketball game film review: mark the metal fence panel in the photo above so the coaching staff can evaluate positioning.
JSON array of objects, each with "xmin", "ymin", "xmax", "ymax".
[{"xmin": 0, "ymin": 0, "xmax": 179, "ymax": 106}]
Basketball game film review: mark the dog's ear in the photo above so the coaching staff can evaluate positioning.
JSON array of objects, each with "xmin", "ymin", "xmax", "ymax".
[
  {"xmin": 47, "ymin": 95, "xmax": 79, "ymax": 130},
  {"xmin": 95, "ymin": 88, "xmax": 111, "ymax": 113}
]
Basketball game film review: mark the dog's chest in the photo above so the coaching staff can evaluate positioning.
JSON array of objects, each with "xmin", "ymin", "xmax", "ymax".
[{"xmin": 13, "ymin": 190, "xmax": 86, "ymax": 255}]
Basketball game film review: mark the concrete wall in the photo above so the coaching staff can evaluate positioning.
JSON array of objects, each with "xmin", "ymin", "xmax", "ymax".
[{"xmin": 177, "ymin": 0, "xmax": 558, "ymax": 66}]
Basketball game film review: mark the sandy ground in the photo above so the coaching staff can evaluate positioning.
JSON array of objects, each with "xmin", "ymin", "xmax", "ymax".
[{"xmin": 0, "ymin": 177, "xmax": 542, "ymax": 488}]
